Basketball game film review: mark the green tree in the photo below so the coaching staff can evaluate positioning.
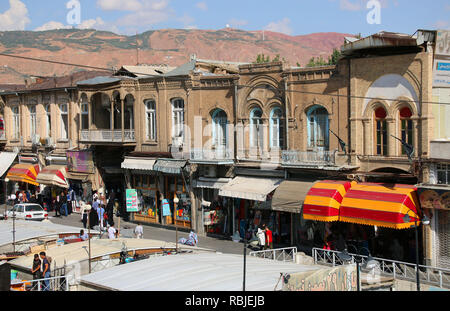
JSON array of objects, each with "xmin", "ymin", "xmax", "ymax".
[{"xmin": 327, "ymin": 48, "xmax": 342, "ymax": 65}]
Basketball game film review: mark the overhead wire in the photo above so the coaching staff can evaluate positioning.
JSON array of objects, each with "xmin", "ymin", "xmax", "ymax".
[{"xmin": 1, "ymin": 52, "xmax": 450, "ymax": 106}]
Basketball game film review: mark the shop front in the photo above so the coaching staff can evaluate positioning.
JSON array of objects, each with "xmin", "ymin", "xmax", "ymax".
[
  {"xmin": 125, "ymin": 158, "xmax": 193, "ymax": 230},
  {"xmin": 6, "ymin": 162, "xmax": 40, "ymax": 196},
  {"xmin": 417, "ymin": 185, "xmax": 450, "ymax": 269},
  {"xmin": 302, "ymin": 181, "xmax": 425, "ymax": 264},
  {"xmin": 0, "ymin": 151, "xmax": 18, "ymax": 205},
  {"xmin": 122, "ymin": 157, "xmax": 160, "ymax": 225},
  {"xmin": 271, "ymin": 180, "xmax": 316, "ymax": 247},
  {"xmin": 194, "ymin": 177, "xmax": 232, "ymax": 237},
  {"xmin": 218, "ymin": 176, "xmax": 283, "ymax": 242},
  {"xmin": 66, "ymin": 150, "xmax": 97, "ymax": 212}
]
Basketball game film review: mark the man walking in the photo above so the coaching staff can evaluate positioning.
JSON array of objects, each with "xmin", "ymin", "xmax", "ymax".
[
  {"xmin": 108, "ymin": 223, "xmax": 117, "ymax": 240},
  {"xmin": 134, "ymin": 223, "xmax": 144, "ymax": 239},
  {"xmin": 40, "ymin": 252, "xmax": 51, "ymax": 291}
]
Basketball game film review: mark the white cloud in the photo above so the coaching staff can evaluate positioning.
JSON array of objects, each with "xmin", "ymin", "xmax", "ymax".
[
  {"xmin": 196, "ymin": 2, "xmax": 208, "ymax": 11},
  {"xmin": 97, "ymin": 0, "xmax": 172, "ymax": 29},
  {"xmin": 78, "ymin": 17, "xmax": 106, "ymax": 30},
  {"xmin": 264, "ymin": 18, "xmax": 293, "ymax": 35},
  {"xmin": 0, "ymin": 0, "xmax": 30, "ymax": 31},
  {"xmin": 34, "ymin": 21, "xmax": 72, "ymax": 32}
]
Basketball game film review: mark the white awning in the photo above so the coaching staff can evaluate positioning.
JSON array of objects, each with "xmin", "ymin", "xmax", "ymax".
[
  {"xmin": 0, "ymin": 152, "xmax": 17, "ymax": 177},
  {"xmin": 195, "ymin": 178, "xmax": 231, "ymax": 189},
  {"xmin": 121, "ymin": 157, "xmax": 156, "ymax": 171},
  {"xmin": 219, "ymin": 176, "xmax": 283, "ymax": 202}
]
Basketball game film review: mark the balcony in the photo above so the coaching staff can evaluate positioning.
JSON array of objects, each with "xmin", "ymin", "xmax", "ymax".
[
  {"xmin": 281, "ymin": 150, "xmax": 337, "ymax": 168},
  {"xmin": 237, "ymin": 148, "xmax": 283, "ymax": 164},
  {"xmin": 80, "ymin": 130, "xmax": 136, "ymax": 144},
  {"xmin": 190, "ymin": 148, "xmax": 234, "ymax": 165}
]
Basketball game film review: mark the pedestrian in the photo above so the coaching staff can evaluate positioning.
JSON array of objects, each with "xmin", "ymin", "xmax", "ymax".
[
  {"xmin": 40, "ymin": 252, "xmax": 51, "ymax": 291},
  {"xmin": 134, "ymin": 223, "xmax": 144, "ymax": 239},
  {"xmin": 98, "ymin": 204, "xmax": 105, "ymax": 231},
  {"xmin": 80, "ymin": 202, "xmax": 89, "ymax": 229},
  {"xmin": 66, "ymin": 189, "xmax": 72, "ymax": 215},
  {"xmin": 265, "ymin": 226, "xmax": 273, "ymax": 250},
  {"xmin": 60, "ymin": 191, "xmax": 68, "ymax": 216},
  {"xmin": 106, "ymin": 192, "xmax": 115, "ymax": 226},
  {"xmin": 54, "ymin": 193, "xmax": 61, "ymax": 217},
  {"xmin": 79, "ymin": 229, "xmax": 89, "ymax": 241},
  {"xmin": 108, "ymin": 223, "xmax": 117, "ymax": 240},
  {"xmin": 31, "ymin": 254, "xmax": 42, "ymax": 281},
  {"xmin": 257, "ymin": 227, "xmax": 266, "ymax": 250},
  {"xmin": 89, "ymin": 206, "xmax": 98, "ymax": 229}
]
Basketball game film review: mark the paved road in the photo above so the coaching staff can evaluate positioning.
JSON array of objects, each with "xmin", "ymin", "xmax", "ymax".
[{"xmin": 48, "ymin": 213, "xmax": 249, "ymax": 255}]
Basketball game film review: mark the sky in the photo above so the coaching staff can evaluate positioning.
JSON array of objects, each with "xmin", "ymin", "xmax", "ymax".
[{"xmin": 0, "ymin": 0, "xmax": 448, "ymax": 37}]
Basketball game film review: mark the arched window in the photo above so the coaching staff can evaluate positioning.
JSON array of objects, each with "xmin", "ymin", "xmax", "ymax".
[
  {"xmin": 250, "ymin": 107, "xmax": 263, "ymax": 149},
  {"xmin": 145, "ymin": 100, "xmax": 157, "ymax": 141},
  {"xmin": 400, "ymin": 107, "xmax": 413, "ymax": 156},
  {"xmin": 270, "ymin": 107, "xmax": 284, "ymax": 149},
  {"xmin": 212, "ymin": 109, "xmax": 228, "ymax": 152},
  {"xmin": 172, "ymin": 98, "xmax": 185, "ymax": 142},
  {"xmin": 307, "ymin": 106, "xmax": 329, "ymax": 150},
  {"xmin": 81, "ymin": 101, "xmax": 89, "ymax": 130},
  {"xmin": 375, "ymin": 107, "xmax": 388, "ymax": 156}
]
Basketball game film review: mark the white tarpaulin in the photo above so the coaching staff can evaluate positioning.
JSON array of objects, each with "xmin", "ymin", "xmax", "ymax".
[{"xmin": 219, "ymin": 176, "xmax": 283, "ymax": 202}]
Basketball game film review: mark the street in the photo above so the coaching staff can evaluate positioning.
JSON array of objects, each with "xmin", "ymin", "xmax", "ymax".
[{"xmin": 48, "ymin": 213, "xmax": 248, "ymax": 256}]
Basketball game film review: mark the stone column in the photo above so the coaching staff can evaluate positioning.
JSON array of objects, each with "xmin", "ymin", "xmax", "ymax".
[
  {"xmin": 386, "ymin": 118, "xmax": 396, "ymax": 157},
  {"xmin": 362, "ymin": 119, "xmax": 371, "ymax": 156}
]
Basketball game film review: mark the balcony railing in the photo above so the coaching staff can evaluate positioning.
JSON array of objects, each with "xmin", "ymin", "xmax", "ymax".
[
  {"xmin": 282, "ymin": 150, "xmax": 336, "ymax": 167},
  {"xmin": 237, "ymin": 148, "xmax": 283, "ymax": 163},
  {"xmin": 80, "ymin": 130, "xmax": 136, "ymax": 143},
  {"xmin": 190, "ymin": 148, "xmax": 234, "ymax": 163}
]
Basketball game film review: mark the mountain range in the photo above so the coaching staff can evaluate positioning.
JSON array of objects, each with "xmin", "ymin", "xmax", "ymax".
[{"xmin": 0, "ymin": 28, "xmax": 354, "ymax": 84}]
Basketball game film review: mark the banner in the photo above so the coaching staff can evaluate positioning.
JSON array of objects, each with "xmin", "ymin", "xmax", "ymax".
[
  {"xmin": 66, "ymin": 150, "xmax": 95, "ymax": 174},
  {"xmin": 418, "ymin": 187, "xmax": 450, "ymax": 210},
  {"xmin": 283, "ymin": 264, "xmax": 357, "ymax": 291},
  {"xmin": 434, "ymin": 30, "xmax": 450, "ymax": 87},
  {"xmin": 126, "ymin": 189, "xmax": 139, "ymax": 213}
]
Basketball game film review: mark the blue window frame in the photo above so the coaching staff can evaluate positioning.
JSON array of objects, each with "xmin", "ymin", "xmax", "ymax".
[{"xmin": 307, "ymin": 105, "xmax": 329, "ymax": 150}]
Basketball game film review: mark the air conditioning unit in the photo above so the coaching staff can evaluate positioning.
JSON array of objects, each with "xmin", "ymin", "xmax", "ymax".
[
  {"xmin": 40, "ymin": 137, "xmax": 54, "ymax": 148},
  {"xmin": 31, "ymin": 134, "xmax": 41, "ymax": 146}
]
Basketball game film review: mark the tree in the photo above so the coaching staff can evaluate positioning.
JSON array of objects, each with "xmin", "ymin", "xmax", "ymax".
[{"xmin": 327, "ymin": 48, "xmax": 342, "ymax": 65}]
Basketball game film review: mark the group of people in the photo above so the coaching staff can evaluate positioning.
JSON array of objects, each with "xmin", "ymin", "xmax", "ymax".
[
  {"xmin": 256, "ymin": 225, "xmax": 273, "ymax": 250},
  {"xmin": 30, "ymin": 252, "xmax": 51, "ymax": 291},
  {"xmin": 80, "ymin": 191, "xmax": 117, "ymax": 231}
]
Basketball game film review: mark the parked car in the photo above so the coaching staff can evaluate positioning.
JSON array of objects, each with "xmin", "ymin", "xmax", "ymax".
[{"xmin": 5, "ymin": 204, "xmax": 48, "ymax": 221}]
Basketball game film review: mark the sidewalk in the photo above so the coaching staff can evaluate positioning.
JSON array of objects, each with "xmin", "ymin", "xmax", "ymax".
[{"xmin": 48, "ymin": 213, "xmax": 249, "ymax": 255}]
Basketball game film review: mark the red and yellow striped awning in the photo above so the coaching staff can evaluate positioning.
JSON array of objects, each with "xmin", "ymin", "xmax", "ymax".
[
  {"xmin": 6, "ymin": 164, "xmax": 40, "ymax": 186},
  {"xmin": 339, "ymin": 183, "xmax": 421, "ymax": 229},
  {"xmin": 303, "ymin": 180, "xmax": 355, "ymax": 222},
  {"xmin": 36, "ymin": 165, "xmax": 69, "ymax": 189}
]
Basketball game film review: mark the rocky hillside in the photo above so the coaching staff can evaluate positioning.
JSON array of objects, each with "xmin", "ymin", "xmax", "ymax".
[{"xmin": 0, "ymin": 28, "xmax": 353, "ymax": 84}]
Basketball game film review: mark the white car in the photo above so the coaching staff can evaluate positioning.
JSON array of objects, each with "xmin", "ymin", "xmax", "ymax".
[{"xmin": 6, "ymin": 204, "xmax": 48, "ymax": 221}]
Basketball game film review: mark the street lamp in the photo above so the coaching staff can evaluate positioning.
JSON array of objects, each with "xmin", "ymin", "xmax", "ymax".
[
  {"xmin": 403, "ymin": 214, "xmax": 430, "ymax": 292},
  {"xmin": 174, "ymin": 195, "xmax": 179, "ymax": 253}
]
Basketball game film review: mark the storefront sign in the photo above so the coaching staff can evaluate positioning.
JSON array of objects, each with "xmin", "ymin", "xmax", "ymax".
[
  {"xmin": 434, "ymin": 30, "xmax": 450, "ymax": 87},
  {"xmin": 418, "ymin": 187, "xmax": 450, "ymax": 210},
  {"xmin": 162, "ymin": 199, "xmax": 172, "ymax": 217},
  {"xmin": 283, "ymin": 265, "xmax": 358, "ymax": 292},
  {"xmin": 66, "ymin": 150, "xmax": 95, "ymax": 174},
  {"xmin": 126, "ymin": 189, "xmax": 139, "ymax": 212}
]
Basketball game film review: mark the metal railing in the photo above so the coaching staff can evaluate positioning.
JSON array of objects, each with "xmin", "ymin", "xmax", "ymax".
[
  {"xmin": 190, "ymin": 148, "xmax": 233, "ymax": 162},
  {"xmin": 282, "ymin": 150, "xmax": 336, "ymax": 166},
  {"xmin": 237, "ymin": 148, "xmax": 283, "ymax": 163},
  {"xmin": 11, "ymin": 275, "xmax": 70, "ymax": 292},
  {"xmin": 313, "ymin": 248, "xmax": 450, "ymax": 289},
  {"xmin": 80, "ymin": 130, "xmax": 135, "ymax": 143},
  {"xmin": 249, "ymin": 247, "xmax": 298, "ymax": 262}
]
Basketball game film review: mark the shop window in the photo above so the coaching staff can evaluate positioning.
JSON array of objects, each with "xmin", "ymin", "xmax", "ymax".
[
  {"xmin": 375, "ymin": 107, "xmax": 388, "ymax": 156},
  {"xmin": 400, "ymin": 107, "xmax": 413, "ymax": 156},
  {"xmin": 437, "ymin": 164, "xmax": 450, "ymax": 185}
]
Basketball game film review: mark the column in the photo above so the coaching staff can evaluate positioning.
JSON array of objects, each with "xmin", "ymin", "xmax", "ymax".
[
  {"xmin": 387, "ymin": 118, "xmax": 396, "ymax": 157},
  {"xmin": 362, "ymin": 119, "xmax": 371, "ymax": 156},
  {"xmin": 121, "ymin": 99, "xmax": 125, "ymax": 142}
]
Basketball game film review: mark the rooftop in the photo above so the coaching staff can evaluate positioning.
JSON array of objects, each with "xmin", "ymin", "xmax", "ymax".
[{"xmin": 80, "ymin": 252, "xmax": 319, "ymax": 291}]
